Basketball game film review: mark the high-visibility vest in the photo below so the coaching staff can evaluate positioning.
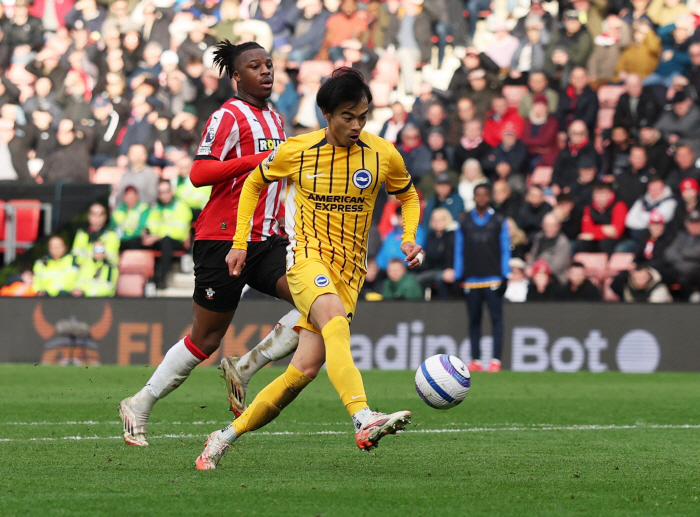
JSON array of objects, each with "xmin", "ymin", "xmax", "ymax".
[
  {"xmin": 145, "ymin": 199, "xmax": 193, "ymax": 243},
  {"xmin": 74, "ymin": 258, "xmax": 119, "ymax": 297},
  {"xmin": 111, "ymin": 202, "xmax": 150, "ymax": 240},
  {"xmin": 71, "ymin": 228, "xmax": 121, "ymax": 266},
  {"xmin": 176, "ymin": 176, "xmax": 211, "ymax": 211},
  {"xmin": 32, "ymin": 254, "xmax": 79, "ymax": 296}
]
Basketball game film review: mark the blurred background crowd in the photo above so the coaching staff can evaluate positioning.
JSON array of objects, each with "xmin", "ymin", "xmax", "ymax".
[{"xmin": 1, "ymin": 0, "xmax": 700, "ymax": 303}]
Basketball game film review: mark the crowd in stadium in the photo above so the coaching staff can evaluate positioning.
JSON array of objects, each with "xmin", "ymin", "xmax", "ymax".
[{"xmin": 1, "ymin": 0, "xmax": 700, "ymax": 302}]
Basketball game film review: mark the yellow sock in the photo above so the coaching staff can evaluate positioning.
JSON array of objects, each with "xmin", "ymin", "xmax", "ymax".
[
  {"xmin": 322, "ymin": 316, "xmax": 369, "ymax": 416},
  {"xmin": 233, "ymin": 364, "xmax": 312, "ymax": 435}
]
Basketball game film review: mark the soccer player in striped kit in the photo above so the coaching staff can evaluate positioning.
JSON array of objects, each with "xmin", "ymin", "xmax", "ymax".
[
  {"xmin": 196, "ymin": 68, "xmax": 423, "ymax": 470},
  {"xmin": 119, "ymin": 41, "xmax": 302, "ymax": 447}
]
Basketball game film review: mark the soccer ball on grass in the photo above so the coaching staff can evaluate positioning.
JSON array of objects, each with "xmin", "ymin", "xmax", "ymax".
[{"xmin": 415, "ymin": 354, "xmax": 471, "ymax": 409}]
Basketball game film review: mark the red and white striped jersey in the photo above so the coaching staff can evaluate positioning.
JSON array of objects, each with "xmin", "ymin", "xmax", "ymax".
[{"xmin": 194, "ymin": 98, "xmax": 286, "ymax": 242}]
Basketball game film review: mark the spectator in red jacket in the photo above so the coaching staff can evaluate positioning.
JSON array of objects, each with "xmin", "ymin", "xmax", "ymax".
[
  {"xmin": 483, "ymin": 95, "xmax": 524, "ymax": 147},
  {"xmin": 521, "ymin": 95, "xmax": 560, "ymax": 167},
  {"xmin": 575, "ymin": 180, "xmax": 629, "ymax": 254}
]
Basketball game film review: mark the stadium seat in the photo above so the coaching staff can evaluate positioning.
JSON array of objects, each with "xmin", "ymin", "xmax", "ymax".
[
  {"xmin": 502, "ymin": 85, "xmax": 528, "ymax": 109},
  {"xmin": 0, "ymin": 203, "xmax": 5, "ymax": 243},
  {"xmin": 595, "ymin": 85, "xmax": 625, "ymax": 134},
  {"xmin": 92, "ymin": 167, "xmax": 126, "ymax": 188},
  {"xmin": 118, "ymin": 250, "xmax": 156, "ymax": 279},
  {"xmin": 573, "ymin": 252, "xmax": 609, "ymax": 283},
  {"xmin": 596, "ymin": 108, "xmax": 615, "ymax": 133},
  {"xmin": 529, "ymin": 166, "xmax": 553, "ymax": 187},
  {"xmin": 116, "ymin": 273, "xmax": 147, "ymax": 297},
  {"xmin": 8, "ymin": 199, "xmax": 41, "ymax": 252},
  {"xmin": 602, "ymin": 276, "xmax": 620, "ymax": 302},
  {"xmin": 597, "ymin": 85, "xmax": 625, "ymax": 109},
  {"xmin": 373, "ymin": 59, "xmax": 401, "ymax": 88},
  {"xmin": 160, "ymin": 166, "xmax": 179, "ymax": 180},
  {"xmin": 369, "ymin": 80, "xmax": 392, "ymax": 108},
  {"xmin": 298, "ymin": 60, "xmax": 334, "ymax": 83},
  {"xmin": 606, "ymin": 252, "xmax": 635, "ymax": 277}
]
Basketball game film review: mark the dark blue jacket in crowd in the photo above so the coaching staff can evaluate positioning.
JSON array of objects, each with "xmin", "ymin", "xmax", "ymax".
[{"xmin": 453, "ymin": 208, "xmax": 511, "ymax": 286}]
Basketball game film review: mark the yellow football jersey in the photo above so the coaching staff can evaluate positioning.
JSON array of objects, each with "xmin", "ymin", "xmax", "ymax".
[{"xmin": 233, "ymin": 129, "xmax": 420, "ymax": 290}]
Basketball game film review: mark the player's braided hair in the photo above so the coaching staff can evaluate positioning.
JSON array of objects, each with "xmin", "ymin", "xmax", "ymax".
[
  {"xmin": 212, "ymin": 40, "xmax": 265, "ymax": 78},
  {"xmin": 316, "ymin": 67, "xmax": 373, "ymax": 113}
]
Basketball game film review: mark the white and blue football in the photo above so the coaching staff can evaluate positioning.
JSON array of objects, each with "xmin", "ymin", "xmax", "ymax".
[{"xmin": 415, "ymin": 354, "xmax": 471, "ymax": 409}]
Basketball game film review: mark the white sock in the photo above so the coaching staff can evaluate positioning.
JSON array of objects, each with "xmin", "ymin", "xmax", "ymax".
[
  {"xmin": 235, "ymin": 309, "xmax": 301, "ymax": 381},
  {"xmin": 220, "ymin": 423, "xmax": 239, "ymax": 444},
  {"xmin": 130, "ymin": 338, "xmax": 203, "ymax": 416},
  {"xmin": 352, "ymin": 407, "xmax": 373, "ymax": 432}
]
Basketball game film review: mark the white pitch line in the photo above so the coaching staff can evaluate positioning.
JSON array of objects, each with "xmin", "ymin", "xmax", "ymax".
[{"xmin": 0, "ymin": 424, "xmax": 698, "ymax": 443}]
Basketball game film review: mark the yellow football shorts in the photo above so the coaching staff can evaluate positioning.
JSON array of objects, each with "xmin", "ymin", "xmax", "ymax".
[{"xmin": 286, "ymin": 259, "xmax": 361, "ymax": 333}]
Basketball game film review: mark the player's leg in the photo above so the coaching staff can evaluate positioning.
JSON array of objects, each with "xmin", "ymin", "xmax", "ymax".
[
  {"xmin": 465, "ymin": 287, "xmax": 485, "ymax": 372},
  {"xmin": 120, "ymin": 241, "xmax": 246, "ymax": 446},
  {"xmin": 195, "ymin": 329, "xmax": 324, "ymax": 470},
  {"xmin": 485, "ymin": 288, "xmax": 504, "ymax": 373},
  {"xmin": 119, "ymin": 302, "xmax": 233, "ymax": 446},
  {"xmin": 308, "ymin": 292, "xmax": 411, "ymax": 451},
  {"xmin": 221, "ymin": 237, "xmax": 301, "ymax": 414}
]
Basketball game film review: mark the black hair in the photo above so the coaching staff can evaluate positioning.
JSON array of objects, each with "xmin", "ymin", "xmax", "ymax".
[
  {"xmin": 474, "ymin": 183, "xmax": 492, "ymax": 195},
  {"xmin": 592, "ymin": 179, "xmax": 613, "ymax": 191},
  {"xmin": 316, "ymin": 67, "xmax": 372, "ymax": 114},
  {"xmin": 212, "ymin": 40, "xmax": 265, "ymax": 79},
  {"xmin": 570, "ymin": 262, "xmax": 585, "ymax": 269},
  {"xmin": 158, "ymin": 178, "xmax": 171, "ymax": 187},
  {"xmin": 556, "ymin": 192, "xmax": 573, "ymax": 204}
]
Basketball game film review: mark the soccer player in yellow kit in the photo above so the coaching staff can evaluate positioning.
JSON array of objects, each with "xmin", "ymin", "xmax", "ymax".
[{"xmin": 195, "ymin": 68, "xmax": 424, "ymax": 470}]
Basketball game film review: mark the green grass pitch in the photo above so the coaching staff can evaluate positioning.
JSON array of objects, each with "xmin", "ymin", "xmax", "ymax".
[{"xmin": 0, "ymin": 364, "xmax": 698, "ymax": 516}]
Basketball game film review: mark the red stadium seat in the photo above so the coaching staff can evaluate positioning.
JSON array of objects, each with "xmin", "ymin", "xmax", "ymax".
[
  {"xmin": 373, "ymin": 59, "xmax": 401, "ymax": 88},
  {"xmin": 9, "ymin": 199, "xmax": 41, "ymax": 251},
  {"xmin": 298, "ymin": 60, "xmax": 334, "ymax": 83},
  {"xmin": 602, "ymin": 276, "xmax": 620, "ymax": 302},
  {"xmin": 92, "ymin": 167, "xmax": 126, "ymax": 188},
  {"xmin": 573, "ymin": 252, "xmax": 609, "ymax": 283},
  {"xmin": 118, "ymin": 250, "xmax": 155, "ymax": 279},
  {"xmin": 369, "ymin": 80, "xmax": 392, "ymax": 108},
  {"xmin": 529, "ymin": 166, "xmax": 553, "ymax": 187},
  {"xmin": 597, "ymin": 85, "xmax": 625, "ymax": 108},
  {"xmin": 160, "ymin": 166, "xmax": 179, "ymax": 180},
  {"xmin": 606, "ymin": 252, "xmax": 635, "ymax": 277},
  {"xmin": 116, "ymin": 273, "xmax": 147, "ymax": 297},
  {"xmin": 596, "ymin": 108, "xmax": 615, "ymax": 133},
  {"xmin": 0, "ymin": 203, "xmax": 5, "ymax": 243},
  {"xmin": 502, "ymin": 85, "xmax": 529, "ymax": 109}
]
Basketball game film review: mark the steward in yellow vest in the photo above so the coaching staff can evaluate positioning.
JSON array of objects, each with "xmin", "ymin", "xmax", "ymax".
[
  {"xmin": 72, "ymin": 243, "xmax": 120, "ymax": 297},
  {"xmin": 111, "ymin": 185, "xmax": 150, "ymax": 249},
  {"xmin": 142, "ymin": 180, "xmax": 193, "ymax": 288},
  {"xmin": 175, "ymin": 156, "xmax": 211, "ymax": 217},
  {"xmin": 33, "ymin": 236, "xmax": 79, "ymax": 297},
  {"xmin": 72, "ymin": 203, "xmax": 120, "ymax": 265}
]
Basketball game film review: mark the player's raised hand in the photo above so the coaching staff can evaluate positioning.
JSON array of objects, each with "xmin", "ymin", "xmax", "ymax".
[
  {"xmin": 226, "ymin": 248, "xmax": 247, "ymax": 277},
  {"xmin": 401, "ymin": 241, "xmax": 424, "ymax": 269}
]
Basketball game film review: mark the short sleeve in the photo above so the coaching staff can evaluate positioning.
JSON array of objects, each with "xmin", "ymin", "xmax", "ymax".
[
  {"xmin": 195, "ymin": 108, "xmax": 238, "ymax": 161},
  {"xmin": 384, "ymin": 146, "xmax": 414, "ymax": 195}
]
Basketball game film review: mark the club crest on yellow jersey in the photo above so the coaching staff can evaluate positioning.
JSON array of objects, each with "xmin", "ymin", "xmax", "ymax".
[{"xmin": 352, "ymin": 169, "xmax": 373, "ymax": 190}]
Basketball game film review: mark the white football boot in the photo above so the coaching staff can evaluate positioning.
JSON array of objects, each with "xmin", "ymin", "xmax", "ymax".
[
  {"xmin": 220, "ymin": 356, "xmax": 249, "ymax": 417},
  {"xmin": 118, "ymin": 397, "xmax": 149, "ymax": 446},
  {"xmin": 195, "ymin": 431, "xmax": 230, "ymax": 470},
  {"xmin": 355, "ymin": 410, "xmax": 412, "ymax": 451}
]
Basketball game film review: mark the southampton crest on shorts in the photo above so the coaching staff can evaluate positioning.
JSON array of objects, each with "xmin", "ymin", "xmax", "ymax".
[
  {"xmin": 205, "ymin": 287, "xmax": 215, "ymax": 300},
  {"xmin": 352, "ymin": 169, "xmax": 373, "ymax": 190}
]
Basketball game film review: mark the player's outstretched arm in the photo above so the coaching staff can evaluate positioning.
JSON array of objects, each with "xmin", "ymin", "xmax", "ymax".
[
  {"xmin": 190, "ymin": 152, "xmax": 272, "ymax": 187},
  {"xmin": 231, "ymin": 166, "xmax": 268, "ymax": 261},
  {"xmin": 395, "ymin": 184, "xmax": 422, "ymax": 268}
]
